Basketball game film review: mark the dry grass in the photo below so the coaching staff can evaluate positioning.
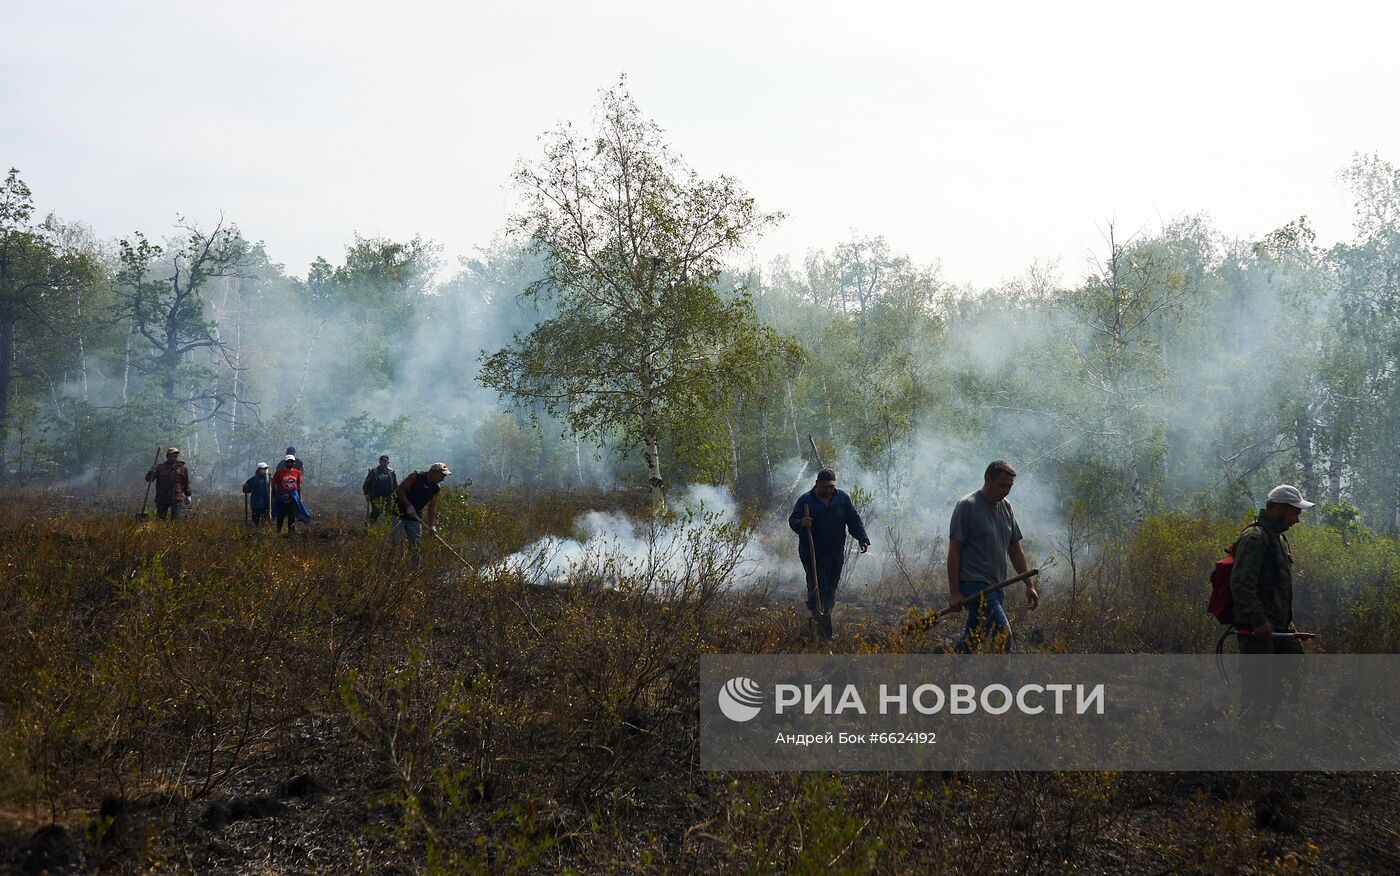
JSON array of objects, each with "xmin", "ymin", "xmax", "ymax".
[{"xmin": 1, "ymin": 490, "xmax": 1397, "ymax": 873}]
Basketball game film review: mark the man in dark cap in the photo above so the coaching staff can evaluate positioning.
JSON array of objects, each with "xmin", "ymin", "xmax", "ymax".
[
  {"xmin": 145, "ymin": 447, "xmax": 192, "ymax": 520},
  {"xmin": 788, "ymin": 468, "xmax": 870, "ymax": 640},
  {"xmin": 362, "ymin": 454, "xmax": 398, "ymax": 524}
]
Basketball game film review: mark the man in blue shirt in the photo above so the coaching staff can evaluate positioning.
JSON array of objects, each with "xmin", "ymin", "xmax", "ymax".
[
  {"xmin": 241, "ymin": 462, "xmax": 271, "ymax": 526},
  {"xmin": 789, "ymin": 468, "xmax": 871, "ymax": 640}
]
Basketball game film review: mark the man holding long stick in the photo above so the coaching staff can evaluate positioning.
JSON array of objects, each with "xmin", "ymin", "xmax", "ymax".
[
  {"xmin": 145, "ymin": 447, "xmax": 192, "ymax": 520},
  {"xmin": 948, "ymin": 460, "xmax": 1038, "ymax": 652},
  {"xmin": 1231, "ymin": 483, "xmax": 1314, "ymax": 727},
  {"xmin": 788, "ymin": 468, "xmax": 870, "ymax": 641},
  {"xmin": 391, "ymin": 462, "xmax": 451, "ymax": 569}
]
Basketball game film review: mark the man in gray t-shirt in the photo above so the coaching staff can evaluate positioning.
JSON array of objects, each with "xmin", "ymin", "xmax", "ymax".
[{"xmin": 947, "ymin": 460, "xmax": 1038, "ymax": 652}]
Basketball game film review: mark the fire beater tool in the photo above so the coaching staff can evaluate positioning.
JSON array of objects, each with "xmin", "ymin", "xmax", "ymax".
[{"xmin": 901, "ymin": 568, "xmax": 1041, "ymax": 635}]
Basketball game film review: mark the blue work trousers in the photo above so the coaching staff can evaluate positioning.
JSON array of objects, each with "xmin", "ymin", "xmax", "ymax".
[{"xmin": 955, "ymin": 580, "xmax": 1013, "ymax": 653}]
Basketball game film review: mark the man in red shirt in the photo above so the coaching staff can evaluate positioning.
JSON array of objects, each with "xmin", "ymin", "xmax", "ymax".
[{"xmin": 271, "ymin": 454, "xmax": 306, "ymax": 534}]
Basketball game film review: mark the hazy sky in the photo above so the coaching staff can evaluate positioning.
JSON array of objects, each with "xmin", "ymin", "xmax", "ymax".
[{"xmin": 3, "ymin": 1, "xmax": 1395, "ymax": 288}]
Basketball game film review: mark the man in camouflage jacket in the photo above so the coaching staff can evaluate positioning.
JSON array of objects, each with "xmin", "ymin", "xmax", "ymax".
[{"xmin": 1230, "ymin": 483, "xmax": 1314, "ymax": 724}]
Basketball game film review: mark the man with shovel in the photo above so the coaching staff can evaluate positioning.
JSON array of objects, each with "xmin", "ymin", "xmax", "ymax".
[
  {"xmin": 789, "ymin": 468, "xmax": 870, "ymax": 641},
  {"xmin": 145, "ymin": 447, "xmax": 192, "ymax": 520},
  {"xmin": 948, "ymin": 460, "xmax": 1037, "ymax": 652},
  {"xmin": 390, "ymin": 462, "xmax": 451, "ymax": 569}
]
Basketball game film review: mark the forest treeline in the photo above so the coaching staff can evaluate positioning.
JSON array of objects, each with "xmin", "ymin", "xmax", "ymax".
[{"xmin": 3, "ymin": 87, "xmax": 1399, "ymax": 534}]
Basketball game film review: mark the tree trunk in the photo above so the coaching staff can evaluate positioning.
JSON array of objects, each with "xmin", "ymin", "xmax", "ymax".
[
  {"xmin": 121, "ymin": 316, "xmax": 134, "ymax": 405},
  {"xmin": 821, "ymin": 376, "xmax": 835, "ymax": 443},
  {"xmin": 758, "ymin": 405, "xmax": 772, "ymax": 489},
  {"xmin": 163, "ymin": 305, "xmax": 181, "ymax": 403},
  {"xmin": 786, "ymin": 383, "xmax": 802, "ymax": 459},
  {"xmin": 1328, "ymin": 446, "xmax": 1344, "ymax": 504},
  {"xmin": 209, "ymin": 418, "xmax": 223, "ymax": 490},
  {"xmin": 644, "ymin": 436, "xmax": 665, "ymax": 510},
  {"xmin": 0, "ymin": 307, "xmax": 14, "ymax": 481},
  {"xmin": 229, "ymin": 294, "xmax": 242, "ymax": 469},
  {"xmin": 291, "ymin": 320, "xmax": 327, "ymax": 420},
  {"xmin": 1125, "ymin": 438, "xmax": 1145, "ymax": 521},
  {"xmin": 641, "ymin": 408, "xmax": 665, "ymax": 511},
  {"xmin": 727, "ymin": 415, "xmax": 740, "ymax": 489},
  {"xmin": 856, "ymin": 292, "xmax": 871, "ymax": 428},
  {"xmin": 75, "ymin": 288, "xmax": 89, "ymax": 403},
  {"xmin": 1295, "ymin": 408, "xmax": 1317, "ymax": 502}
]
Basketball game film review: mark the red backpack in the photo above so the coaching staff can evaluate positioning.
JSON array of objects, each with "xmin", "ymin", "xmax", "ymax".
[
  {"xmin": 1208, "ymin": 554, "xmax": 1236, "ymax": 624},
  {"xmin": 1208, "ymin": 523, "xmax": 1277, "ymax": 624}
]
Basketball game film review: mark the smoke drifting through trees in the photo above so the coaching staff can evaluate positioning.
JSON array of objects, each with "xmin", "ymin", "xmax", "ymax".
[{"xmin": 3, "ymin": 85, "xmax": 1400, "ymax": 542}]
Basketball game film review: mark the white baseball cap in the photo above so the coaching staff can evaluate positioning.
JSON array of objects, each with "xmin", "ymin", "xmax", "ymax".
[
  {"xmin": 284, "ymin": 454, "xmax": 297, "ymax": 462},
  {"xmin": 256, "ymin": 462, "xmax": 269, "ymax": 470},
  {"xmin": 1267, "ymin": 484, "xmax": 1315, "ymax": 510}
]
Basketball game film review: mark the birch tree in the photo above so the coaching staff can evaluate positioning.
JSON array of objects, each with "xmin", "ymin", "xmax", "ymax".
[
  {"xmin": 1061, "ymin": 226, "xmax": 1199, "ymax": 520},
  {"xmin": 480, "ymin": 81, "xmax": 786, "ymax": 508}
]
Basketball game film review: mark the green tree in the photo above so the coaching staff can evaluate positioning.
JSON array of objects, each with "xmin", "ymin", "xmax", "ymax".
[
  {"xmin": 337, "ymin": 411, "xmax": 412, "ymax": 465},
  {"xmin": 475, "ymin": 410, "xmax": 541, "ymax": 486},
  {"xmin": 480, "ymin": 80, "xmax": 786, "ymax": 508},
  {"xmin": 755, "ymin": 238, "xmax": 945, "ymax": 499},
  {"xmin": 0, "ymin": 169, "xmax": 105, "ymax": 479},
  {"xmin": 1326, "ymin": 153, "xmax": 1400, "ymax": 530},
  {"xmin": 1058, "ymin": 225, "xmax": 1200, "ymax": 520},
  {"xmin": 296, "ymin": 235, "xmax": 440, "ymax": 423}
]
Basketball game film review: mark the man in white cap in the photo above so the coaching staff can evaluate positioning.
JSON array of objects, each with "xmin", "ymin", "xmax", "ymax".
[
  {"xmin": 390, "ymin": 462, "xmax": 451, "ymax": 568},
  {"xmin": 1231, "ymin": 484, "xmax": 1314, "ymax": 645},
  {"xmin": 1231, "ymin": 484, "xmax": 1314, "ymax": 726},
  {"xmin": 241, "ymin": 462, "xmax": 272, "ymax": 526}
]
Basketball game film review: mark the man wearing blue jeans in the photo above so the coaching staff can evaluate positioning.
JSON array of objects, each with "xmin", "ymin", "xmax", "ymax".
[{"xmin": 947, "ymin": 460, "xmax": 1038, "ymax": 652}]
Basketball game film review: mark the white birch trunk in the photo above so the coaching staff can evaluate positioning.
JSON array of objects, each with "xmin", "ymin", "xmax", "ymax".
[{"xmin": 290, "ymin": 320, "xmax": 327, "ymax": 420}]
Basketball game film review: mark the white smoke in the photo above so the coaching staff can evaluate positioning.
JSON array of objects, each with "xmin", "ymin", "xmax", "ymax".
[{"xmin": 495, "ymin": 484, "xmax": 785, "ymax": 591}]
